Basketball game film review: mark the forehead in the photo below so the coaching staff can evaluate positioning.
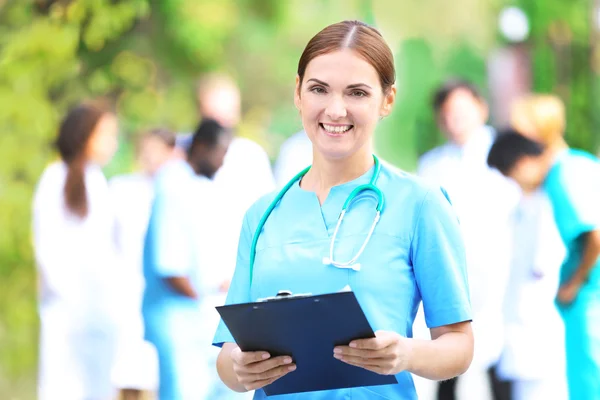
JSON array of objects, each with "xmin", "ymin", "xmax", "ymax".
[
  {"xmin": 303, "ymin": 50, "xmax": 380, "ymax": 88},
  {"xmin": 443, "ymin": 88, "xmax": 481, "ymax": 108}
]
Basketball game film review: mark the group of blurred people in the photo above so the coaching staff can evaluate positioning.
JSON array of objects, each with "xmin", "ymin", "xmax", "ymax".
[{"xmin": 31, "ymin": 73, "xmax": 599, "ymax": 400}]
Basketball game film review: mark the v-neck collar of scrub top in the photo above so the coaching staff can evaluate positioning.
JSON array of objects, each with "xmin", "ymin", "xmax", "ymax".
[{"xmin": 286, "ymin": 164, "xmax": 377, "ymax": 238}]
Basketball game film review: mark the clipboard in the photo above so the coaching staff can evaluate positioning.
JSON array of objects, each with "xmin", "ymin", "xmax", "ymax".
[{"xmin": 216, "ymin": 291, "xmax": 398, "ymax": 396}]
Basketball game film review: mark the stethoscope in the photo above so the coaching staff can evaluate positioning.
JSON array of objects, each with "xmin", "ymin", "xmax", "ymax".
[{"xmin": 249, "ymin": 155, "xmax": 384, "ymax": 285}]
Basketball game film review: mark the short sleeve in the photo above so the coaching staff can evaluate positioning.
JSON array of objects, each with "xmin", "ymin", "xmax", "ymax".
[
  {"xmin": 212, "ymin": 211, "xmax": 254, "ymax": 347},
  {"xmin": 546, "ymin": 160, "xmax": 600, "ymax": 243},
  {"xmin": 411, "ymin": 188, "xmax": 472, "ymax": 328},
  {"xmin": 147, "ymin": 187, "xmax": 192, "ymax": 277}
]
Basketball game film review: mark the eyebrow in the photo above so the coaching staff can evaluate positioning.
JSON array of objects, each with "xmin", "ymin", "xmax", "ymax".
[{"xmin": 306, "ymin": 78, "xmax": 372, "ymax": 90}]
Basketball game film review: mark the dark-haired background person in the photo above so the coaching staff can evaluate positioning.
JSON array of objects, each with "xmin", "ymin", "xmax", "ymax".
[
  {"xmin": 109, "ymin": 129, "xmax": 178, "ymax": 400},
  {"xmin": 141, "ymin": 119, "xmax": 232, "ymax": 400},
  {"xmin": 418, "ymin": 80, "xmax": 518, "ymax": 400},
  {"xmin": 487, "ymin": 130, "xmax": 600, "ymax": 400},
  {"xmin": 32, "ymin": 103, "xmax": 120, "ymax": 400}
]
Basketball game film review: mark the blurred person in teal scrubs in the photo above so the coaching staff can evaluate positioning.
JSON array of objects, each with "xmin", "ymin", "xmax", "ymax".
[
  {"xmin": 142, "ymin": 120, "xmax": 232, "ymax": 400},
  {"xmin": 488, "ymin": 95, "xmax": 600, "ymax": 400}
]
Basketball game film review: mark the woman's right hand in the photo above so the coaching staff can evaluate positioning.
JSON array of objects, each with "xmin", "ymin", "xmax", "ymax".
[{"xmin": 230, "ymin": 346, "xmax": 296, "ymax": 391}]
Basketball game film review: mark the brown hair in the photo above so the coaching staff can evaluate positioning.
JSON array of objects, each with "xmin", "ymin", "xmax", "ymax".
[
  {"xmin": 137, "ymin": 128, "xmax": 176, "ymax": 151},
  {"xmin": 297, "ymin": 20, "xmax": 395, "ymax": 93},
  {"xmin": 56, "ymin": 103, "xmax": 109, "ymax": 218}
]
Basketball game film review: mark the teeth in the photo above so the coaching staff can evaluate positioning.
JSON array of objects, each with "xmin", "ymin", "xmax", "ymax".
[{"xmin": 322, "ymin": 124, "xmax": 352, "ymax": 133}]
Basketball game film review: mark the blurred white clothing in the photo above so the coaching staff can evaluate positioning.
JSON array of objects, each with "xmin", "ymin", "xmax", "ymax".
[
  {"xmin": 33, "ymin": 162, "xmax": 119, "ymax": 400},
  {"xmin": 273, "ymin": 130, "xmax": 313, "ymax": 187},
  {"xmin": 418, "ymin": 126, "xmax": 520, "ymax": 370},
  {"xmin": 497, "ymin": 190, "xmax": 567, "ymax": 399},
  {"xmin": 108, "ymin": 173, "xmax": 159, "ymax": 391},
  {"xmin": 213, "ymin": 137, "xmax": 275, "ymax": 280}
]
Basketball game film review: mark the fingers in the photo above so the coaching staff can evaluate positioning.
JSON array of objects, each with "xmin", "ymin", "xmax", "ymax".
[
  {"xmin": 231, "ymin": 347, "xmax": 271, "ymax": 366},
  {"xmin": 230, "ymin": 348, "xmax": 296, "ymax": 391},
  {"xmin": 348, "ymin": 332, "xmax": 392, "ymax": 350},
  {"xmin": 334, "ymin": 346, "xmax": 390, "ymax": 359},
  {"xmin": 338, "ymin": 357, "xmax": 392, "ymax": 375},
  {"xmin": 238, "ymin": 363, "xmax": 296, "ymax": 384},
  {"xmin": 243, "ymin": 356, "xmax": 294, "ymax": 374}
]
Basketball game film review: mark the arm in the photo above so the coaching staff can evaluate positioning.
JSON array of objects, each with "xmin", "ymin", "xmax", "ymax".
[
  {"xmin": 165, "ymin": 276, "xmax": 198, "ymax": 299},
  {"xmin": 334, "ymin": 322, "xmax": 473, "ymax": 380},
  {"xmin": 213, "ymin": 208, "xmax": 294, "ymax": 391},
  {"xmin": 558, "ymin": 229, "xmax": 600, "ymax": 304},
  {"xmin": 335, "ymin": 188, "xmax": 473, "ymax": 379}
]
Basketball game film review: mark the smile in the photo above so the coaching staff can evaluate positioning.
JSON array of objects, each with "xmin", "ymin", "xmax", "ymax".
[{"xmin": 320, "ymin": 123, "xmax": 353, "ymax": 134}]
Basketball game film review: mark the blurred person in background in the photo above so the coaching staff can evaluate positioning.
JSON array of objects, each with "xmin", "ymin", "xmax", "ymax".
[
  {"xmin": 418, "ymin": 79, "xmax": 518, "ymax": 400},
  {"xmin": 32, "ymin": 102, "xmax": 120, "ymax": 400},
  {"xmin": 109, "ymin": 129, "xmax": 177, "ymax": 400},
  {"xmin": 193, "ymin": 73, "xmax": 276, "ymax": 285},
  {"xmin": 494, "ymin": 96, "xmax": 570, "ymax": 400},
  {"xmin": 142, "ymin": 119, "xmax": 232, "ymax": 400},
  {"xmin": 273, "ymin": 130, "xmax": 312, "ymax": 187},
  {"xmin": 489, "ymin": 94, "xmax": 600, "ymax": 400},
  {"xmin": 495, "ymin": 134, "xmax": 567, "ymax": 400}
]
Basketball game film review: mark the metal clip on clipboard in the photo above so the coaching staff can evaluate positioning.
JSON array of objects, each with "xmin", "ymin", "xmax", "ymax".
[{"xmin": 257, "ymin": 290, "xmax": 313, "ymax": 303}]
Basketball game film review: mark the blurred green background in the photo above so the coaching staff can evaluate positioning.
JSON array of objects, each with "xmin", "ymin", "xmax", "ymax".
[{"xmin": 1, "ymin": 0, "xmax": 599, "ymax": 397}]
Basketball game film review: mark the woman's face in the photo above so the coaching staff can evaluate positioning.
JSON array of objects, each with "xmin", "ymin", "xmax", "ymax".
[
  {"xmin": 86, "ymin": 113, "xmax": 119, "ymax": 166},
  {"xmin": 294, "ymin": 49, "xmax": 395, "ymax": 161}
]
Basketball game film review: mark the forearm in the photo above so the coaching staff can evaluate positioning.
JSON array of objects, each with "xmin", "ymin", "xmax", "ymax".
[
  {"xmin": 571, "ymin": 229, "xmax": 600, "ymax": 284},
  {"xmin": 217, "ymin": 343, "xmax": 247, "ymax": 392},
  {"xmin": 406, "ymin": 330, "xmax": 473, "ymax": 381},
  {"xmin": 164, "ymin": 276, "xmax": 198, "ymax": 299}
]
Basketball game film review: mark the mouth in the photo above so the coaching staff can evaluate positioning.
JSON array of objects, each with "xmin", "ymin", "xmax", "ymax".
[{"xmin": 320, "ymin": 123, "xmax": 353, "ymax": 136}]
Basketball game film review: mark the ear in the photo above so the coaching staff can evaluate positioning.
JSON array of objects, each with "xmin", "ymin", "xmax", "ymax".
[
  {"xmin": 294, "ymin": 75, "xmax": 302, "ymax": 112},
  {"xmin": 380, "ymin": 85, "xmax": 397, "ymax": 118},
  {"xmin": 480, "ymin": 99, "xmax": 490, "ymax": 123}
]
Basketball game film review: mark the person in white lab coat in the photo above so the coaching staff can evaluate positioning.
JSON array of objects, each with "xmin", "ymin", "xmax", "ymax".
[
  {"xmin": 194, "ymin": 73, "xmax": 275, "ymax": 288},
  {"xmin": 417, "ymin": 80, "xmax": 519, "ymax": 400},
  {"xmin": 33, "ymin": 102, "xmax": 120, "ymax": 400},
  {"xmin": 273, "ymin": 130, "xmax": 313, "ymax": 187},
  {"xmin": 109, "ymin": 129, "xmax": 177, "ymax": 400},
  {"xmin": 497, "ymin": 171, "xmax": 567, "ymax": 400}
]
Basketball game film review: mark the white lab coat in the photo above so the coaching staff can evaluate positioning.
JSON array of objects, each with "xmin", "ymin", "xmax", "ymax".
[
  {"xmin": 33, "ymin": 162, "xmax": 119, "ymax": 400},
  {"xmin": 497, "ymin": 191, "xmax": 567, "ymax": 399},
  {"xmin": 213, "ymin": 137, "xmax": 275, "ymax": 280},
  {"xmin": 108, "ymin": 173, "xmax": 159, "ymax": 391},
  {"xmin": 273, "ymin": 130, "xmax": 313, "ymax": 187},
  {"xmin": 418, "ymin": 127, "xmax": 520, "ymax": 370}
]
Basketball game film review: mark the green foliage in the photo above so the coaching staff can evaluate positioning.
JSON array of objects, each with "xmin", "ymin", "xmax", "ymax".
[{"xmin": 0, "ymin": 0, "xmax": 597, "ymax": 398}]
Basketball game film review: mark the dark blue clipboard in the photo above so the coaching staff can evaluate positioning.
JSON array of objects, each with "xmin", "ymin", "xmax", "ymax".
[{"xmin": 216, "ymin": 291, "xmax": 397, "ymax": 396}]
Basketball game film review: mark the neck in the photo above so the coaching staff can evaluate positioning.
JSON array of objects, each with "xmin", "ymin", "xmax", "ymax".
[{"xmin": 301, "ymin": 145, "xmax": 374, "ymax": 200}]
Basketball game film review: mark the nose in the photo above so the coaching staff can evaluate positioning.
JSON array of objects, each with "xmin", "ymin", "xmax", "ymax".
[{"xmin": 325, "ymin": 94, "xmax": 347, "ymax": 120}]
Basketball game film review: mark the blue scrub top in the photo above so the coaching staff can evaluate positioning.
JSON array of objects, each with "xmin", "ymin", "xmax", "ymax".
[
  {"xmin": 544, "ymin": 149, "xmax": 600, "ymax": 289},
  {"xmin": 213, "ymin": 163, "xmax": 472, "ymax": 400},
  {"xmin": 142, "ymin": 160, "xmax": 202, "ymax": 341}
]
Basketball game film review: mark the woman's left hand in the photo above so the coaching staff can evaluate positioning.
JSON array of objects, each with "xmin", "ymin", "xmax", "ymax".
[{"xmin": 333, "ymin": 331, "xmax": 412, "ymax": 375}]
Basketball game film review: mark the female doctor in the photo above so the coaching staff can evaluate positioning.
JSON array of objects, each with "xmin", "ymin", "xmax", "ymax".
[
  {"xmin": 213, "ymin": 20, "xmax": 474, "ymax": 399},
  {"xmin": 33, "ymin": 102, "xmax": 120, "ymax": 400}
]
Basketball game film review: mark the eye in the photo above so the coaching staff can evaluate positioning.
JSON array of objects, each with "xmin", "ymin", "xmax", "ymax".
[
  {"xmin": 350, "ymin": 90, "xmax": 368, "ymax": 97},
  {"xmin": 309, "ymin": 86, "xmax": 327, "ymax": 94}
]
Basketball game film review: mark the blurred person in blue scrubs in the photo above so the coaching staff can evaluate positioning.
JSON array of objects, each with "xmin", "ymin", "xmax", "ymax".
[
  {"xmin": 142, "ymin": 119, "xmax": 232, "ymax": 400},
  {"xmin": 33, "ymin": 102, "xmax": 120, "ymax": 400},
  {"xmin": 213, "ymin": 20, "xmax": 474, "ymax": 400},
  {"xmin": 109, "ymin": 129, "xmax": 177, "ymax": 400},
  {"xmin": 418, "ymin": 80, "xmax": 518, "ymax": 400},
  {"xmin": 488, "ymin": 105, "xmax": 600, "ymax": 400}
]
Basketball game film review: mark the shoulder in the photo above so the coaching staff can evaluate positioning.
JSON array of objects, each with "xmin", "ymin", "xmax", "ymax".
[
  {"xmin": 228, "ymin": 137, "xmax": 269, "ymax": 158},
  {"xmin": 35, "ymin": 162, "xmax": 66, "ymax": 194},
  {"xmin": 417, "ymin": 144, "xmax": 450, "ymax": 171},
  {"xmin": 380, "ymin": 162, "xmax": 445, "ymax": 202},
  {"xmin": 243, "ymin": 190, "xmax": 279, "ymax": 228}
]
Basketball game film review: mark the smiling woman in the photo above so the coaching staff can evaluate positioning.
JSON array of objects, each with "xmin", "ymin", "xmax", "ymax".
[{"xmin": 213, "ymin": 20, "xmax": 474, "ymax": 400}]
